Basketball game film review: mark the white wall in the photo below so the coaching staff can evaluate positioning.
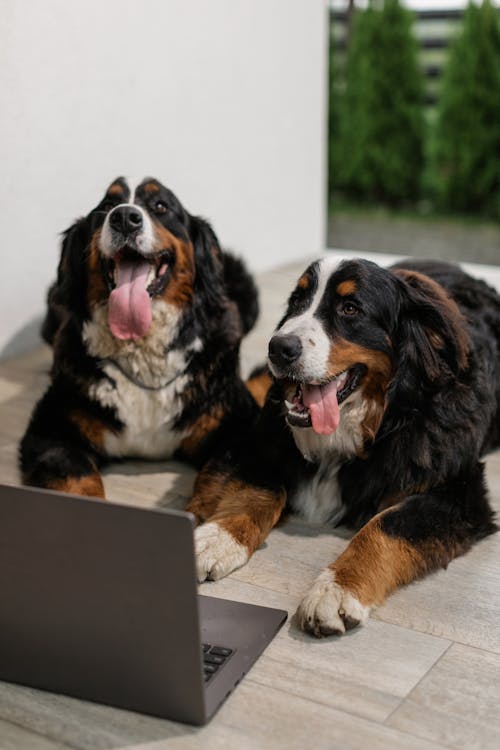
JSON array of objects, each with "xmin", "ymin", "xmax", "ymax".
[{"xmin": 0, "ymin": 0, "xmax": 327, "ymax": 358}]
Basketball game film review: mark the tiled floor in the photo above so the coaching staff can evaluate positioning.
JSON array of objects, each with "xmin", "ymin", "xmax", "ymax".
[{"xmin": 0, "ymin": 254, "xmax": 499, "ymax": 750}]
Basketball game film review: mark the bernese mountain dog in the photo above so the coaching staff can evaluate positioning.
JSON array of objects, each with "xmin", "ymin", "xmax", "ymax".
[
  {"xmin": 187, "ymin": 257, "xmax": 500, "ymax": 637},
  {"xmin": 20, "ymin": 177, "xmax": 260, "ymax": 497}
]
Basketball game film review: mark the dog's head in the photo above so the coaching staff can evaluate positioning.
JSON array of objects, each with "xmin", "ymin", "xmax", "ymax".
[
  {"xmin": 268, "ymin": 257, "xmax": 469, "ymax": 452},
  {"xmin": 43, "ymin": 177, "xmax": 258, "ymax": 349}
]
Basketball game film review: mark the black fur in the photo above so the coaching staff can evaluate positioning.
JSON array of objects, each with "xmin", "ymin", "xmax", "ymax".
[
  {"xmin": 21, "ymin": 177, "xmax": 261, "ymax": 492},
  {"xmin": 195, "ymin": 258, "xmax": 500, "ymax": 590}
]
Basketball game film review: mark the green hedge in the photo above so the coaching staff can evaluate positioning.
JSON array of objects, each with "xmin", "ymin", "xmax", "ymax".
[
  {"xmin": 333, "ymin": 0, "xmax": 425, "ymax": 204},
  {"xmin": 330, "ymin": 1, "xmax": 500, "ymax": 220},
  {"xmin": 433, "ymin": 1, "xmax": 500, "ymax": 219}
]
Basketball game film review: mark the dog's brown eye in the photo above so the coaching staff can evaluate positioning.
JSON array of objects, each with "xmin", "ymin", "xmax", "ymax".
[
  {"xmin": 101, "ymin": 201, "xmax": 115, "ymax": 212},
  {"xmin": 154, "ymin": 201, "xmax": 168, "ymax": 214},
  {"xmin": 342, "ymin": 302, "xmax": 358, "ymax": 316}
]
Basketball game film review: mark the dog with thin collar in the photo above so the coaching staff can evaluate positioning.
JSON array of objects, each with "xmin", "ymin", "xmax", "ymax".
[
  {"xmin": 20, "ymin": 177, "xmax": 260, "ymax": 497},
  {"xmin": 187, "ymin": 257, "xmax": 500, "ymax": 637}
]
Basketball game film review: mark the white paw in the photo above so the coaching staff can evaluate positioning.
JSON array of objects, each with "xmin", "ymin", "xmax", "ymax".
[
  {"xmin": 194, "ymin": 522, "xmax": 249, "ymax": 582},
  {"xmin": 296, "ymin": 569, "xmax": 370, "ymax": 637}
]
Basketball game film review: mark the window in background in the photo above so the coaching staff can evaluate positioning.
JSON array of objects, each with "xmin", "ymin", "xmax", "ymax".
[{"xmin": 327, "ymin": 0, "xmax": 500, "ymax": 265}]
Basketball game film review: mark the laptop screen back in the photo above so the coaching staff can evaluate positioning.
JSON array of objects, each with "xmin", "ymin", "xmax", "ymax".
[{"xmin": 0, "ymin": 484, "xmax": 206, "ymax": 724}]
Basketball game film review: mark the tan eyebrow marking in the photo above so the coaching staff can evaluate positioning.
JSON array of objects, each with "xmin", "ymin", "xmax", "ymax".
[
  {"xmin": 297, "ymin": 274, "xmax": 309, "ymax": 290},
  {"xmin": 107, "ymin": 182, "xmax": 124, "ymax": 196},
  {"xmin": 336, "ymin": 280, "xmax": 357, "ymax": 296}
]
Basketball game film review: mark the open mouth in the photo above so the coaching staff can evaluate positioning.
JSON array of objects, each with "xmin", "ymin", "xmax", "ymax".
[
  {"xmin": 102, "ymin": 248, "xmax": 172, "ymax": 296},
  {"xmin": 284, "ymin": 365, "xmax": 365, "ymax": 435},
  {"xmin": 101, "ymin": 248, "xmax": 173, "ymax": 340}
]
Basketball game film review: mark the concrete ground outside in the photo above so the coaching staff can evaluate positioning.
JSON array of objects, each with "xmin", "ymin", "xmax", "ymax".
[{"xmin": 328, "ymin": 210, "xmax": 500, "ymax": 266}]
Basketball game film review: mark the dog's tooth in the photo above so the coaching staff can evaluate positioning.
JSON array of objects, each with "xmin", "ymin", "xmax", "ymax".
[
  {"xmin": 284, "ymin": 399, "xmax": 294, "ymax": 411},
  {"xmin": 337, "ymin": 370, "xmax": 348, "ymax": 387}
]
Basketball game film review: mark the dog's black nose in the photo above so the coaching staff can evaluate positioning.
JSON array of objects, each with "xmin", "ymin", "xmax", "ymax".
[
  {"xmin": 109, "ymin": 206, "xmax": 143, "ymax": 235},
  {"xmin": 268, "ymin": 334, "xmax": 303, "ymax": 368}
]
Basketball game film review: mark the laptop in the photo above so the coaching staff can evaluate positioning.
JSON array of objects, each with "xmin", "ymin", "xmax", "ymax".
[{"xmin": 0, "ymin": 483, "xmax": 287, "ymax": 725}]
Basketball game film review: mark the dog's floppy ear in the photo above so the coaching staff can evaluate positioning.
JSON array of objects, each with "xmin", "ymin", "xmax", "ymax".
[
  {"xmin": 393, "ymin": 268, "xmax": 469, "ymax": 391},
  {"xmin": 189, "ymin": 215, "xmax": 258, "ymax": 346},
  {"xmin": 189, "ymin": 216, "xmax": 228, "ymax": 307},
  {"xmin": 41, "ymin": 217, "xmax": 90, "ymax": 343},
  {"xmin": 41, "ymin": 281, "xmax": 67, "ymax": 345},
  {"xmin": 220, "ymin": 251, "xmax": 259, "ymax": 335}
]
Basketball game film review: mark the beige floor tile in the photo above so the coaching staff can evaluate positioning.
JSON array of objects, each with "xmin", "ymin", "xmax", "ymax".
[
  {"xmin": 0, "ymin": 718, "xmax": 74, "ymax": 750},
  {"xmin": 247, "ymin": 619, "xmax": 449, "ymax": 724},
  {"xmin": 0, "ymin": 377, "xmax": 25, "ymax": 404},
  {"xmin": 102, "ymin": 460, "xmax": 196, "ymax": 509},
  {"xmin": 387, "ymin": 642, "xmax": 500, "ymax": 750},
  {"xmin": 0, "ymin": 679, "xmax": 450, "ymax": 750}
]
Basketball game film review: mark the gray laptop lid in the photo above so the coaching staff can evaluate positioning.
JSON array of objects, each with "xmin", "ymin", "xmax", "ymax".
[
  {"xmin": 0, "ymin": 484, "xmax": 288, "ymax": 725},
  {"xmin": 0, "ymin": 484, "xmax": 206, "ymax": 724}
]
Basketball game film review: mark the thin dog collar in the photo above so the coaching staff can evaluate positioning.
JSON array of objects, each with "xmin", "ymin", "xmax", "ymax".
[{"xmin": 99, "ymin": 357, "xmax": 186, "ymax": 391}]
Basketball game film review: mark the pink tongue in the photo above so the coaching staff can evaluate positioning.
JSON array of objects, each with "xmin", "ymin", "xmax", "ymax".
[
  {"xmin": 302, "ymin": 381, "xmax": 340, "ymax": 435},
  {"xmin": 108, "ymin": 259, "xmax": 152, "ymax": 340}
]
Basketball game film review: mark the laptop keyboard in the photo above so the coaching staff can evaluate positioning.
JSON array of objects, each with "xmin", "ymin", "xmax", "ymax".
[{"xmin": 202, "ymin": 643, "xmax": 234, "ymax": 682}]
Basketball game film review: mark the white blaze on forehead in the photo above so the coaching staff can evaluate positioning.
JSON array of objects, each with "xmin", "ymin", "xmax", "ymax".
[
  {"xmin": 125, "ymin": 176, "xmax": 147, "ymax": 204},
  {"xmin": 273, "ymin": 256, "xmax": 339, "ymax": 382}
]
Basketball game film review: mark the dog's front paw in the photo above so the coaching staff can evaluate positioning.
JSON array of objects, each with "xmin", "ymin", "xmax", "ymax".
[
  {"xmin": 195, "ymin": 521, "xmax": 249, "ymax": 582},
  {"xmin": 296, "ymin": 569, "xmax": 370, "ymax": 638}
]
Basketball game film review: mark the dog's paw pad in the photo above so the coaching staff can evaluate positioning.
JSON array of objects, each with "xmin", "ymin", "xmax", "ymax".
[
  {"xmin": 296, "ymin": 569, "xmax": 369, "ymax": 638},
  {"xmin": 194, "ymin": 522, "xmax": 249, "ymax": 582}
]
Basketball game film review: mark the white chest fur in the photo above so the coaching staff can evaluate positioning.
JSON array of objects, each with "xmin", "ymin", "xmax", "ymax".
[
  {"xmin": 291, "ymin": 460, "xmax": 344, "ymax": 525},
  {"xmin": 83, "ymin": 301, "xmax": 195, "ymax": 460},
  {"xmin": 89, "ymin": 367, "xmax": 187, "ymax": 459}
]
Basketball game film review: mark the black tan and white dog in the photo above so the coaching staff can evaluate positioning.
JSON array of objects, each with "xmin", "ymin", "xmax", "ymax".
[
  {"xmin": 188, "ymin": 257, "xmax": 500, "ymax": 636},
  {"xmin": 20, "ymin": 177, "xmax": 261, "ymax": 497}
]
